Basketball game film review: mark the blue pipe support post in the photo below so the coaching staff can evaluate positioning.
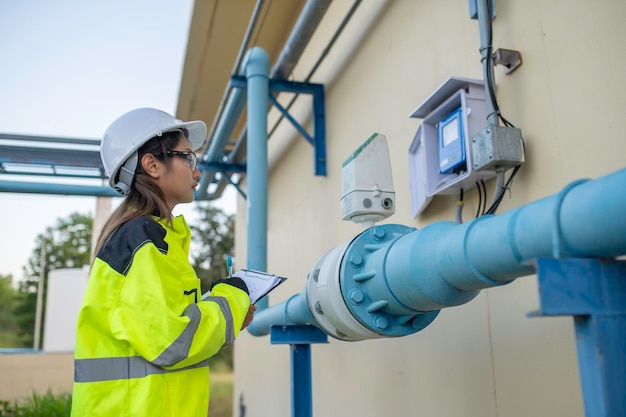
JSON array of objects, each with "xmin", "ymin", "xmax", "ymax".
[
  {"xmin": 270, "ymin": 325, "xmax": 328, "ymax": 417},
  {"xmin": 532, "ymin": 258, "xmax": 626, "ymax": 417},
  {"xmin": 248, "ymin": 166, "xmax": 626, "ymax": 337},
  {"xmin": 245, "ymin": 47, "xmax": 270, "ymax": 310}
]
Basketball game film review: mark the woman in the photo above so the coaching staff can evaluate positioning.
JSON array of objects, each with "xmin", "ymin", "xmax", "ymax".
[{"xmin": 71, "ymin": 108, "xmax": 256, "ymax": 416}]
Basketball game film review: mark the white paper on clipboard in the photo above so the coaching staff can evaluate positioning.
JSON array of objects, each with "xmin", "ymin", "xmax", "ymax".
[{"xmin": 231, "ymin": 269, "xmax": 287, "ymax": 304}]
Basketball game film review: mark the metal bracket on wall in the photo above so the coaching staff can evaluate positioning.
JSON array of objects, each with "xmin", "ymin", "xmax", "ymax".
[
  {"xmin": 231, "ymin": 75, "xmax": 327, "ymax": 177},
  {"xmin": 493, "ymin": 48, "xmax": 522, "ymax": 75}
]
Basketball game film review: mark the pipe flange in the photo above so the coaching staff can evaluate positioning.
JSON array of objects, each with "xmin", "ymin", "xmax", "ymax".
[{"xmin": 340, "ymin": 224, "xmax": 440, "ymax": 337}]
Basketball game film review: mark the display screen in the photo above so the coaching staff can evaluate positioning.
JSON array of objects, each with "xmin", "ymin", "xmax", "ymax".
[{"xmin": 442, "ymin": 117, "xmax": 459, "ymax": 147}]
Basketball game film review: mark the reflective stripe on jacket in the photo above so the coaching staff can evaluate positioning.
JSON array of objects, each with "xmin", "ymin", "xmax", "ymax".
[{"xmin": 70, "ymin": 215, "xmax": 250, "ymax": 417}]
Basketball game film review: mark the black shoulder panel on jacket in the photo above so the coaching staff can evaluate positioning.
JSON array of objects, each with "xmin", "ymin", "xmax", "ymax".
[{"xmin": 97, "ymin": 216, "xmax": 168, "ymax": 276}]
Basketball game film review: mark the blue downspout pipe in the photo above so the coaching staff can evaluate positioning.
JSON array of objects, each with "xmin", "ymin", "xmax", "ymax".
[
  {"xmin": 248, "ymin": 167, "xmax": 626, "ymax": 336},
  {"xmin": 244, "ymin": 47, "xmax": 270, "ymax": 310}
]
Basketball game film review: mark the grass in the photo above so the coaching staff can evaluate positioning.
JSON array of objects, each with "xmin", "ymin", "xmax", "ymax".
[
  {"xmin": 0, "ymin": 390, "xmax": 71, "ymax": 417},
  {"xmin": 209, "ymin": 372, "xmax": 234, "ymax": 417},
  {"xmin": 0, "ymin": 372, "xmax": 233, "ymax": 417}
]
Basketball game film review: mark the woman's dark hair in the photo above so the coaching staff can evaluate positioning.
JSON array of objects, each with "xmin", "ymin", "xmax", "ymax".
[{"xmin": 93, "ymin": 130, "xmax": 183, "ymax": 258}]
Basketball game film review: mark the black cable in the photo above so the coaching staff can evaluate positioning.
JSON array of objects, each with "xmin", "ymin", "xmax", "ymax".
[
  {"xmin": 477, "ymin": 0, "xmax": 522, "ymax": 216},
  {"xmin": 482, "ymin": 0, "xmax": 520, "ymax": 130},
  {"xmin": 485, "ymin": 42, "xmax": 516, "ymax": 130},
  {"xmin": 456, "ymin": 188, "xmax": 465, "ymax": 224},
  {"xmin": 476, "ymin": 180, "xmax": 487, "ymax": 218},
  {"xmin": 475, "ymin": 182, "xmax": 482, "ymax": 218},
  {"xmin": 480, "ymin": 180, "xmax": 487, "ymax": 216},
  {"xmin": 484, "ymin": 165, "xmax": 521, "ymax": 215},
  {"xmin": 483, "ymin": 0, "xmax": 499, "ymax": 118}
]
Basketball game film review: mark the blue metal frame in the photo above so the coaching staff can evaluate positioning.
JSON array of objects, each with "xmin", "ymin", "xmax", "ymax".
[
  {"xmin": 270, "ymin": 325, "xmax": 328, "ymax": 417},
  {"xmin": 532, "ymin": 258, "xmax": 626, "ymax": 417},
  {"xmin": 231, "ymin": 74, "xmax": 327, "ymax": 176}
]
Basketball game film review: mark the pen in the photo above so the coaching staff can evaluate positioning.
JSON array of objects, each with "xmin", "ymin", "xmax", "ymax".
[{"xmin": 226, "ymin": 256, "xmax": 233, "ymax": 278}]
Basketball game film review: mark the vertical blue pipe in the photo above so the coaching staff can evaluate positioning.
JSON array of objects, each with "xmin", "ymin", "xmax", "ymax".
[{"xmin": 245, "ymin": 47, "xmax": 270, "ymax": 310}]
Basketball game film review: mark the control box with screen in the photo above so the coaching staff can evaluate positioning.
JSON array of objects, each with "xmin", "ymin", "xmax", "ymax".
[
  {"xmin": 438, "ymin": 107, "xmax": 465, "ymax": 174},
  {"xmin": 409, "ymin": 77, "xmax": 493, "ymax": 217}
]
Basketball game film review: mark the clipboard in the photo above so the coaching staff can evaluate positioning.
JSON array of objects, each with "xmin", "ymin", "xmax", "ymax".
[
  {"xmin": 231, "ymin": 269, "xmax": 287, "ymax": 304},
  {"xmin": 202, "ymin": 268, "xmax": 287, "ymax": 304}
]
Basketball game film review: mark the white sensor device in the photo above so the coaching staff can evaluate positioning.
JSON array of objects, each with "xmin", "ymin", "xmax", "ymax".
[{"xmin": 340, "ymin": 133, "xmax": 395, "ymax": 228}]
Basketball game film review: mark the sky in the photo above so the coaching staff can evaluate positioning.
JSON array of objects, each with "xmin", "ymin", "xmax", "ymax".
[{"xmin": 0, "ymin": 1, "xmax": 236, "ymax": 280}]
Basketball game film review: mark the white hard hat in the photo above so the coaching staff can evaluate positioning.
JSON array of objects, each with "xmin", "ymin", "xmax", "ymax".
[{"xmin": 101, "ymin": 108, "xmax": 207, "ymax": 195}]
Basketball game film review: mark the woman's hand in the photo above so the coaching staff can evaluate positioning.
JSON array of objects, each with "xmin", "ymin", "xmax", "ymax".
[{"xmin": 241, "ymin": 304, "xmax": 258, "ymax": 330}]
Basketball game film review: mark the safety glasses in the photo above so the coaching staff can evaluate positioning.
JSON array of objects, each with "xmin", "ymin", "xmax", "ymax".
[{"xmin": 165, "ymin": 150, "xmax": 198, "ymax": 170}]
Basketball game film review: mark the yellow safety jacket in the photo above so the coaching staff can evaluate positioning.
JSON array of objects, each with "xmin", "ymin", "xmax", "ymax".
[{"xmin": 71, "ymin": 215, "xmax": 250, "ymax": 417}]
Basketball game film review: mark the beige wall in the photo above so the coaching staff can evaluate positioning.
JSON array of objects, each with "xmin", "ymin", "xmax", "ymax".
[
  {"xmin": 0, "ymin": 353, "xmax": 73, "ymax": 401},
  {"xmin": 234, "ymin": 1, "xmax": 626, "ymax": 416}
]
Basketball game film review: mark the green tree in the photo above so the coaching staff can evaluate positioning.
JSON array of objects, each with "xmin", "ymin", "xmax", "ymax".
[
  {"xmin": 189, "ymin": 202, "xmax": 236, "ymax": 370},
  {"xmin": 189, "ymin": 203, "xmax": 235, "ymax": 293},
  {"xmin": 0, "ymin": 274, "xmax": 20, "ymax": 347},
  {"xmin": 14, "ymin": 212, "xmax": 92, "ymax": 347}
]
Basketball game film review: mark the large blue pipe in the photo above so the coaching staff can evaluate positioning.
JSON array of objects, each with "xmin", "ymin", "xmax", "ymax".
[
  {"xmin": 245, "ymin": 47, "xmax": 270, "ymax": 310},
  {"xmin": 248, "ymin": 167, "xmax": 626, "ymax": 339}
]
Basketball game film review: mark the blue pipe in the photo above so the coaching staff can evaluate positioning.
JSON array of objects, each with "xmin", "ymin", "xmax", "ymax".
[
  {"xmin": 205, "ymin": 88, "xmax": 247, "ymax": 164},
  {"xmin": 196, "ymin": 87, "xmax": 247, "ymax": 200},
  {"xmin": 197, "ymin": 0, "xmax": 332, "ymax": 202},
  {"xmin": 248, "ymin": 167, "xmax": 626, "ymax": 338},
  {"xmin": 0, "ymin": 181, "xmax": 119, "ymax": 197},
  {"xmin": 244, "ymin": 47, "xmax": 270, "ymax": 310}
]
